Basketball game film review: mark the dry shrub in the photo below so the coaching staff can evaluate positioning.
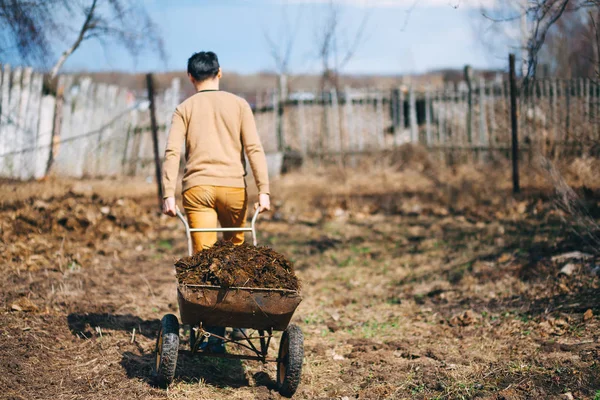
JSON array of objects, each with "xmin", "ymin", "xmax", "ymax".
[{"xmin": 537, "ymin": 156, "xmax": 600, "ymax": 254}]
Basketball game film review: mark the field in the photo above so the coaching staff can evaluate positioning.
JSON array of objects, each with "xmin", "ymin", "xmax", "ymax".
[{"xmin": 1, "ymin": 154, "xmax": 599, "ymax": 400}]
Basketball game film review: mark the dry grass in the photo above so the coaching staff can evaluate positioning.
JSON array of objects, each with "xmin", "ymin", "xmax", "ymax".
[{"xmin": 1, "ymin": 158, "xmax": 599, "ymax": 399}]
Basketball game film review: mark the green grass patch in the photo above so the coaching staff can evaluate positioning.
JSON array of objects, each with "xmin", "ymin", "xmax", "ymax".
[{"xmin": 156, "ymin": 239, "xmax": 173, "ymax": 250}]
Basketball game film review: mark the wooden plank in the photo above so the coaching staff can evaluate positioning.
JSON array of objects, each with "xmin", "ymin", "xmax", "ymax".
[
  {"xmin": 565, "ymin": 79, "xmax": 571, "ymax": 143},
  {"xmin": 543, "ymin": 79, "xmax": 550, "ymax": 156},
  {"xmin": 397, "ymin": 86, "xmax": 404, "ymax": 146},
  {"xmin": 0, "ymin": 64, "xmax": 9, "ymax": 174},
  {"xmin": 104, "ymin": 85, "xmax": 120, "ymax": 176},
  {"xmin": 584, "ymin": 78, "xmax": 590, "ymax": 145},
  {"xmin": 425, "ymin": 85, "xmax": 432, "ymax": 145},
  {"xmin": 488, "ymin": 80, "xmax": 496, "ymax": 145},
  {"xmin": 445, "ymin": 84, "xmax": 453, "ymax": 146},
  {"xmin": 478, "ymin": 77, "xmax": 488, "ymax": 147},
  {"xmin": 14, "ymin": 67, "xmax": 32, "ymax": 179},
  {"xmin": 356, "ymin": 91, "xmax": 365, "ymax": 152},
  {"xmin": 55, "ymin": 77, "xmax": 92, "ymax": 177},
  {"xmin": 22, "ymin": 72, "xmax": 43, "ymax": 179},
  {"xmin": 51, "ymin": 75, "xmax": 73, "ymax": 176},
  {"xmin": 437, "ymin": 88, "xmax": 445, "ymax": 145},
  {"xmin": 343, "ymin": 87, "xmax": 354, "ymax": 152},
  {"xmin": 457, "ymin": 81, "xmax": 467, "ymax": 146},
  {"xmin": 86, "ymin": 83, "xmax": 107, "ymax": 176},
  {"xmin": 409, "ymin": 85, "xmax": 417, "ymax": 143},
  {"xmin": 494, "ymin": 79, "xmax": 510, "ymax": 145},
  {"xmin": 79, "ymin": 80, "xmax": 97, "ymax": 175},
  {"xmin": 298, "ymin": 97, "xmax": 307, "ymax": 155},
  {"xmin": 330, "ymin": 88, "xmax": 341, "ymax": 153},
  {"xmin": 551, "ymin": 79, "xmax": 558, "ymax": 149},
  {"xmin": 3, "ymin": 67, "xmax": 22, "ymax": 178},
  {"xmin": 391, "ymin": 88, "xmax": 398, "ymax": 140},
  {"xmin": 596, "ymin": 82, "xmax": 600, "ymax": 143},
  {"xmin": 376, "ymin": 90, "xmax": 384, "ymax": 148},
  {"xmin": 34, "ymin": 95, "xmax": 56, "ymax": 179}
]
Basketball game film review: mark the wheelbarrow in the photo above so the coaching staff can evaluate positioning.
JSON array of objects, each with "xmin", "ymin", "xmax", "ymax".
[{"xmin": 154, "ymin": 207, "xmax": 304, "ymax": 398}]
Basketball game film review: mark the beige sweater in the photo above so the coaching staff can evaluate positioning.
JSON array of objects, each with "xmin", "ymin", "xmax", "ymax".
[{"xmin": 162, "ymin": 90, "xmax": 269, "ymax": 198}]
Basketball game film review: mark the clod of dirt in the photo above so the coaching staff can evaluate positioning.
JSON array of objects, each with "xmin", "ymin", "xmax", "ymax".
[
  {"xmin": 449, "ymin": 310, "xmax": 478, "ymax": 327},
  {"xmin": 175, "ymin": 240, "xmax": 300, "ymax": 290},
  {"xmin": 10, "ymin": 297, "xmax": 38, "ymax": 312}
]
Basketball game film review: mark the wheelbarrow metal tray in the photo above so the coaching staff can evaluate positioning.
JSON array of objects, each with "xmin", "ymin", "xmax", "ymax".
[{"xmin": 177, "ymin": 285, "xmax": 302, "ymax": 331}]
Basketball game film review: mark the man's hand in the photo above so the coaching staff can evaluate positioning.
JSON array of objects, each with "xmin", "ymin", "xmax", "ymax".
[
  {"xmin": 255, "ymin": 193, "xmax": 271, "ymax": 213},
  {"xmin": 162, "ymin": 196, "xmax": 177, "ymax": 217}
]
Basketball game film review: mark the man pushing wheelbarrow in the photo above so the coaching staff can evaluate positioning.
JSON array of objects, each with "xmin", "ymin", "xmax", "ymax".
[
  {"xmin": 162, "ymin": 51, "xmax": 271, "ymax": 353},
  {"xmin": 158, "ymin": 51, "xmax": 303, "ymax": 397}
]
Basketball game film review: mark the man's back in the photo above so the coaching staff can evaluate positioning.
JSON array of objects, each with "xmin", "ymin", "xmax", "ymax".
[{"xmin": 162, "ymin": 90, "xmax": 269, "ymax": 199}]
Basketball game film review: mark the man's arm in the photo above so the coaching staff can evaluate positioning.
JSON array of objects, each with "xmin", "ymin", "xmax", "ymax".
[
  {"xmin": 240, "ymin": 101, "xmax": 270, "ymax": 211},
  {"xmin": 162, "ymin": 107, "xmax": 186, "ymax": 216}
]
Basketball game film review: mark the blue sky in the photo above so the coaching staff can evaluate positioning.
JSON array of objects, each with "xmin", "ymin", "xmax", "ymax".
[{"xmin": 60, "ymin": 0, "xmax": 510, "ymax": 75}]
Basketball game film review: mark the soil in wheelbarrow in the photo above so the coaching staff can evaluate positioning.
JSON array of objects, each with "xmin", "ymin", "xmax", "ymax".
[{"xmin": 175, "ymin": 240, "xmax": 300, "ymax": 291}]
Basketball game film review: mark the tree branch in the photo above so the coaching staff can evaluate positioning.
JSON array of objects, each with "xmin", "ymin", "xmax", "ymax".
[{"xmin": 50, "ymin": 0, "xmax": 97, "ymax": 79}]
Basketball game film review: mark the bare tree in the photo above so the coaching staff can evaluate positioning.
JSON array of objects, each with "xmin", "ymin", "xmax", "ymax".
[
  {"xmin": 315, "ymin": 1, "xmax": 370, "ymax": 91},
  {"xmin": 0, "ymin": 0, "xmax": 165, "ymax": 79},
  {"xmin": 263, "ymin": 4, "xmax": 304, "ymax": 152},
  {"xmin": 539, "ymin": 5, "xmax": 600, "ymax": 79},
  {"xmin": 480, "ymin": 0, "xmax": 600, "ymax": 80},
  {"xmin": 264, "ymin": 4, "xmax": 304, "ymax": 101}
]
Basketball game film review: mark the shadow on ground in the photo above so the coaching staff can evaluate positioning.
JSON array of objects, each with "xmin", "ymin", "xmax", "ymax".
[
  {"xmin": 67, "ymin": 313, "xmax": 160, "ymax": 339},
  {"xmin": 120, "ymin": 350, "xmax": 250, "ymax": 388}
]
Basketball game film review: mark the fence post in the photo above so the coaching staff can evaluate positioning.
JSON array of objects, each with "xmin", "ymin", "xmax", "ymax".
[
  {"xmin": 409, "ymin": 86, "xmax": 418, "ymax": 143},
  {"xmin": 146, "ymin": 73, "xmax": 164, "ymax": 211},
  {"xmin": 509, "ymin": 54, "xmax": 520, "ymax": 194}
]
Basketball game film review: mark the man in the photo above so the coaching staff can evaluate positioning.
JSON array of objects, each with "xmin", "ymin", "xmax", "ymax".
[{"xmin": 161, "ymin": 51, "xmax": 270, "ymax": 352}]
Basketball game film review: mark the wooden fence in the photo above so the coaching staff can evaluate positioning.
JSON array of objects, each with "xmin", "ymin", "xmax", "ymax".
[
  {"xmin": 0, "ymin": 64, "xmax": 180, "ymax": 181},
  {"xmin": 2, "ymin": 65, "xmax": 596, "ymax": 183},
  {"xmin": 253, "ymin": 77, "xmax": 600, "ymax": 161}
]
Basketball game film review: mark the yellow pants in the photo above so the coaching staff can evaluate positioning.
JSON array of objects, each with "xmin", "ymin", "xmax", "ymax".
[{"xmin": 182, "ymin": 186, "xmax": 247, "ymax": 253}]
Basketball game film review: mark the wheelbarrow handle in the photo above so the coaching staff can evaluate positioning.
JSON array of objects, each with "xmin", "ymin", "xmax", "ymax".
[{"xmin": 175, "ymin": 206, "xmax": 261, "ymax": 256}]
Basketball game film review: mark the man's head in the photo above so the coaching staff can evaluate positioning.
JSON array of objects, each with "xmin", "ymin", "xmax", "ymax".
[{"xmin": 187, "ymin": 51, "xmax": 222, "ymax": 85}]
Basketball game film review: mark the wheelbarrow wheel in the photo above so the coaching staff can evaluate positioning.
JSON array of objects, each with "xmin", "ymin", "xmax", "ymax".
[
  {"xmin": 276, "ymin": 324, "xmax": 304, "ymax": 398},
  {"xmin": 154, "ymin": 314, "xmax": 179, "ymax": 388}
]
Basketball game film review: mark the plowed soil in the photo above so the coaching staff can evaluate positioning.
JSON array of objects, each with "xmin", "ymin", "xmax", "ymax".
[
  {"xmin": 175, "ymin": 241, "xmax": 300, "ymax": 290},
  {"xmin": 1, "ymin": 159, "xmax": 599, "ymax": 400}
]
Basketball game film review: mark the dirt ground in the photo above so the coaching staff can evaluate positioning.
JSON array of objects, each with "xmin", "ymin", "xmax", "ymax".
[{"xmin": 1, "ymin": 155, "xmax": 599, "ymax": 400}]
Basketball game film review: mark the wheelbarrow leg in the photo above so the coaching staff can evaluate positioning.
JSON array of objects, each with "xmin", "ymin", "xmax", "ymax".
[{"xmin": 259, "ymin": 330, "xmax": 267, "ymax": 356}]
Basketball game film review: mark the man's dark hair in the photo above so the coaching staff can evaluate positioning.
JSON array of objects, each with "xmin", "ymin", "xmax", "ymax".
[{"xmin": 187, "ymin": 51, "xmax": 220, "ymax": 81}]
